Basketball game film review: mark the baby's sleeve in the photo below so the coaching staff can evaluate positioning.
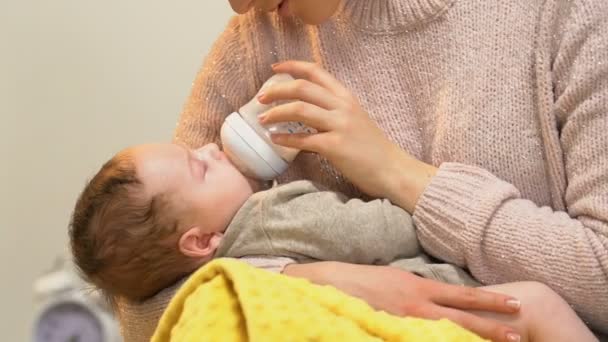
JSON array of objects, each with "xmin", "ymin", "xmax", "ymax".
[
  {"xmin": 231, "ymin": 181, "xmax": 421, "ymax": 265},
  {"xmin": 238, "ymin": 256, "xmax": 297, "ymax": 274}
]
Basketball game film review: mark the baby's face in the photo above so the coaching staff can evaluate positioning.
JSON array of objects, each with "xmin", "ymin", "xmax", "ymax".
[{"xmin": 129, "ymin": 143, "xmax": 253, "ymax": 233}]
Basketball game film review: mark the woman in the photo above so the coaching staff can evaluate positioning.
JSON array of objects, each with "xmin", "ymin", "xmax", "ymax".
[{"xmin": 174, "ymin": 0, "xmax": 608, "ymax": 339}]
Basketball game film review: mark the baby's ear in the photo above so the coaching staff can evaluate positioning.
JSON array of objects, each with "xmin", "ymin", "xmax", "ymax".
[{"xmin": 178, "ymin": 227, "xmax": 223, "ymax": 259}]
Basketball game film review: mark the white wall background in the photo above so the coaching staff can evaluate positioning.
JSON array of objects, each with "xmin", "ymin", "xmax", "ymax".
[{"xmin": 0, "ymin": 1, "xmax": 233, "ymax": 340}]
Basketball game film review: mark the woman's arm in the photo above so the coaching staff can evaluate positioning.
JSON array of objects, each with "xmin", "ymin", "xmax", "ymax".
[
  {"xmin": 413, "ymin": 164, "xmax": 607, "ymax": 330},
  {"xmin": 283, "ymin": 261, "xmax": 522, "ymax": 342},
  {"xmin": 258, "ymin": 61, "xmax": 437, "ymax": 213},
  {"xmin": 261, "ymin": 35, "xmax": 608, "ymax": 331},
  {"xmin": 240, "ymin": 255, "xmax": 523, "ymax": 341},
  {"xmin": 413, "ymin": 1, "xmax": 608, "ymax": 331}
]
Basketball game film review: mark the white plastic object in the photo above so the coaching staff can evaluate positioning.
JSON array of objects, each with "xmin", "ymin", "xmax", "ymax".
[
  {"xmin": 32, "ymin": 254, "xmax": 121, "ymax": 342},
  {"xmin": 220, "ymin": 73, "xmax": 317, "ymax": 180}
]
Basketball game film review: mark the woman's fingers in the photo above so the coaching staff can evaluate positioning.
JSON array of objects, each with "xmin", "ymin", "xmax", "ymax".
[
  {"xmin": 284, "ymin": 263, "xmax": 522, "ymax": 342},
  {"xmin": 259, "ymin": 101, "xmax": 334, "ymax": 132},
  {"xmin": 423, "ymin": 306, "xmax": 520, "ymax": 342},
  {"xmin": 259, "ymin": 78, "xmax": 343, "ymax": 110},
  {"xmin": 272, "ymin": 61, "xmax": 353, "ymax": 99},
  {"xmin": 269, "ymin": 133, "xmax": 328, "ymax": 153},
  {"xmin": 418, "ymin": 278, "xmax": 522, "ymax": 341},
  {"xmin": 433, "ymin": 283, "xmax": 521, "ymax": 314}
]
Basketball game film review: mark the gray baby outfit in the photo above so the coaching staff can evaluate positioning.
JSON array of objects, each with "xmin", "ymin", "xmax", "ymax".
[{"xmin": 216, "ymin": 180, "xmax": 478, "ymax": 286}]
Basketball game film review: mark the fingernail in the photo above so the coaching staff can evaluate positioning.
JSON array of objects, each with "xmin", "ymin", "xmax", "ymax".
[
  {"xmin": 271, "ymin": 62, "xmax": 281, "ymax": 68},
  {"xmin": 506, "ymin": 332, "xmax": 521, "ymax": 342},
  {"xmin": 506, "ymin": 299, "xmax": 521, "ymax": 310},
  {"xmin": 258, "ymin": 113, "xmax": 267, "ymax": 122},
  {"xmin": 257, "ymin": 92, "xmax": 266, "ymax": 102}
]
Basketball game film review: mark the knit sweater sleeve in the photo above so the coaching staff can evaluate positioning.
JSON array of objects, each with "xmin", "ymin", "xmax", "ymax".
[
  {"xmin": 172, "ymin": 15, "xmax": 270, "ymax": 148},
  {"xmin": 413, "ymin": 1, "xmax": 608, "ymax": 331}
]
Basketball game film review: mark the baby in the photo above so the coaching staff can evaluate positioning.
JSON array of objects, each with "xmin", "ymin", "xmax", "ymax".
[
  {"xmin": 69, "ymin": 142, "xmax": 423, "ymax": 300},
  {"xmin": 69, "ymin": 142, "xmax": 596, "ymax": 342}
]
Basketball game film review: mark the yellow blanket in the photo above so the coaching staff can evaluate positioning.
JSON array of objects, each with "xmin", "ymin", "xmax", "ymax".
[{"xmin": 152, "ymin": 259, "xmax": 486, "ymax": 341}]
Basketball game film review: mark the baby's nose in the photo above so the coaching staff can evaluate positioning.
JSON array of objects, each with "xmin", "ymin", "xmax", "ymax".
[{"xmin": 196, "ymin": 143, "xmax": 221, "ymax": 160}]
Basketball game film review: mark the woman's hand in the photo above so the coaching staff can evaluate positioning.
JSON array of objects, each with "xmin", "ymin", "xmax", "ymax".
[
  {"xmin": 258, "ymin": 61, "xmax": 436, "ymax": 213},
  {"xmin": 284, "ymin": 262, "xmax": 522, "ymax": 342}
]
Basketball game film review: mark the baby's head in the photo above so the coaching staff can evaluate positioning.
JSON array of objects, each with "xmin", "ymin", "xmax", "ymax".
[{"xmin": 69, "ymin": 143, "xmax": 253, "ymax": 301}]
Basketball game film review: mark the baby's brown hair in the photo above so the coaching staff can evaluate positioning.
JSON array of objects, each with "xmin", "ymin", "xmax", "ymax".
[{"xmin": 69, "ymin": 153, "xmax": 195, "ymax": 302}]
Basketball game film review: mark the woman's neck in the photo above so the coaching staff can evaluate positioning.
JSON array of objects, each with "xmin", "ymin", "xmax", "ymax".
[{"xmin": 338, "ymin": 0, "xmax": 455, "ymax": 33}]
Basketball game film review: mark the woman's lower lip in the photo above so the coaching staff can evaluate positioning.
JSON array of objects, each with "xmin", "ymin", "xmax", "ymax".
[{"xmin": 278, "ymin": 0, "xmax": 290, "ymax": 17}]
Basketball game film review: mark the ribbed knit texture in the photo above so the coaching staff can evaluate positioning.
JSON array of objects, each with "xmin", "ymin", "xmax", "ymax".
[{"xmin": 173, "ymin": 0, "xmax": 608, "ymax": 331}]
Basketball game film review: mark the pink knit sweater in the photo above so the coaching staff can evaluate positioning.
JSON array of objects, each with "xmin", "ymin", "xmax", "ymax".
[{"xmin": 173, "ymin": 0, "xmax": 608, "ymax": 331}]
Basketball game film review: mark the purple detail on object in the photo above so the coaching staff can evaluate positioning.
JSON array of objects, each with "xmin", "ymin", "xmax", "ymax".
[{"xmin": 35, "ymin": 302, "xmax": 104, "ymax": 342}]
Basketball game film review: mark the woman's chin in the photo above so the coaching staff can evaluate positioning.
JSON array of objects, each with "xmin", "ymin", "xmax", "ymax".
[
  {"xmin": 291, "ymin": 0, "xmax": 340, "ymax": 25},
  {"xmin": 277, "ymin": 0, "xmax": 291, "ymax": 17}
]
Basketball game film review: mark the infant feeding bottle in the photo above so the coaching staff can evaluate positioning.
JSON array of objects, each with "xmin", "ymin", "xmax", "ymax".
[{"xmin": 220, "ymin": 73, "xmax": 316, "ymax": 180}]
